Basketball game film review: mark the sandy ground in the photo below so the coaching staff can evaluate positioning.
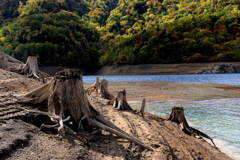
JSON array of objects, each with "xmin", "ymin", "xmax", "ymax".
[
  {"xmin": 0, "ymin": 68, "xmax": 237, "ymax": 159},
  {"xmin": 85, "ymin": 81, "xmax": 240, "ymax": 104}
]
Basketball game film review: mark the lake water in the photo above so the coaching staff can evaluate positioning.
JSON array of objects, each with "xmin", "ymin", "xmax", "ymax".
[
  {"xmin": 83, "ymin": 73, "xmax": 240, "ymax": 85},
  {"xmin": 83, "ymin": 74, "xmax": 240, "ymax": 159}
]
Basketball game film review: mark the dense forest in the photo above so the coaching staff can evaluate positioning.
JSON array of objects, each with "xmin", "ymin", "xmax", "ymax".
[{"xmin": 0, "ymin": 0, "xmax": 240, "ymax": 68}]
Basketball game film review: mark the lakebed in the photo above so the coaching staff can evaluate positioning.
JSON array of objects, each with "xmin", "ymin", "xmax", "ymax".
[{"xmin": 1, "ymin": 67, "xmax": 238, "ymax": 159}]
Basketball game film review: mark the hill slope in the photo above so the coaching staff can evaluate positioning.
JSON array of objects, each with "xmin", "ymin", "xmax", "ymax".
[{"xmin": 0, "ymin": 0, "xmax": 240, "ymax": 68}]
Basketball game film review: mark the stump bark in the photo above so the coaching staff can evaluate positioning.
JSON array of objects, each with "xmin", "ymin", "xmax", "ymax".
[
  {"xmin": 85, "ymin": 77, "xmax": 114, "ymax": 99},
  {"xmin": 168, "ymin": 106, "xmax": 216, "ymax": 147},
  {"xmin": 0, "ymin": 57, "xmax": 8, "ymax": 69},
  {"xmin": 18, "ymin": 69, "xmax": 153, "ymax": 150},
  {"xmin": 111, "ymin": 89, "xmax": 133, "ymax": 110}
]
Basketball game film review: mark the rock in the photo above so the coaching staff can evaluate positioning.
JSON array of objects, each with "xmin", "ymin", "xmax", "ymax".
[{"xmin": 196, "ymin": 64, "xmax": 239, "ymax": 74}]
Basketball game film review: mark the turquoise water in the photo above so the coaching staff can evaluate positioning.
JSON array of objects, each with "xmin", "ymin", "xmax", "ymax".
[{"xmin": 133, "ymin": 99, "xmax": 240, "ymax": 160}]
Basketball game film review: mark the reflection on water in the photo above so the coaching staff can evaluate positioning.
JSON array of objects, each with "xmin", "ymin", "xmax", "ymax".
[{"xmin": 132, "ymin": 98, "xmax": 240, "ymax": 160}]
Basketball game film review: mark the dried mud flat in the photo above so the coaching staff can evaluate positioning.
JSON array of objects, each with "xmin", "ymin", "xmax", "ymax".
[{"xmin": 0, "ymin": 69, "xmax": 235, "ymax": 160}]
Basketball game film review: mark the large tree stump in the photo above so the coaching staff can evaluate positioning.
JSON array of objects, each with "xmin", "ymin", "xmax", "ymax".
[
  {"xmin": 85, "ymin": 77, "xmax": 114, "ymax": 99},
  {"xmin": 111, "ymin": 89, "xmax": 133, "ymax": 110},
  {"xmin": 168, "ymin": 106, "xmax": 216, "ymax": 147},
  {"xmin": 17, "ymin": 69, "xmax": 153, "ymax": 150},
  {"xmin": 0, "ymin": 57, "xmax": 8, "ymax": 69}
]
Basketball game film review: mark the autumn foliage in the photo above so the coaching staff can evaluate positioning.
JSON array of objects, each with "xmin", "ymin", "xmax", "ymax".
[{"xmin": 0, "ymin": 0, "xmax": 240, "ymax": 67}]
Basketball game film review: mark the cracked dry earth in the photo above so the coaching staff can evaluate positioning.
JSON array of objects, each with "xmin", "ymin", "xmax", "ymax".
[{"xmin": 0, "ymin": 69, "xmax": 232, "ymax": 160}]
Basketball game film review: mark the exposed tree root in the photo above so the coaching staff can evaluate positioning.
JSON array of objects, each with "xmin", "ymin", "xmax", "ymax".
[{"xmin": 18, "ymin": 107, "xmax": 76, "ymax": 136}]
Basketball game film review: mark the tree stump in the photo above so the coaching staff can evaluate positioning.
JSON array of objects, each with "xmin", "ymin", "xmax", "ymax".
[
  {"xmin": 0, "ymin": 57, "xmax": 8, "ymax": 69},
  {"xmin": 168, "ymin": 106, "xmax": 216, "ymax": 147},
  {"xmin": 20, "ymin": 56, "xmax": 49, "ymax": 80},
  {"xmin": 111, "ymin": 89, "xmax": 133, "ymax": 110},
  {"xmin": 17, "ymin": 69, "xmax": 153, "ymax": 150},
  {"xmin": 85, "ymin": 77, "xmax": 114, "ymax": 99},
  {"xmin": 139, "ymin": 98, "xmax": 146, "ymax": 117},
  {"xmin": 99, "ymin": 79, "xmax": 114, "ymax": 99}
]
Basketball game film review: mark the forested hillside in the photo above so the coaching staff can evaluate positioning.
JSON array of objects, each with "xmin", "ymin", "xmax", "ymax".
[{"xmin": 0, "ymin": 0, "xmax": 240, "ymax": 68}]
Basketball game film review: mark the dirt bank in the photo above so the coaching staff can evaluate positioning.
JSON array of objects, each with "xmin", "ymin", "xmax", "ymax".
[
  {"xmin": 95, "ymin": 62, "xmax": 240, "ymax": 75},
  {"xmin": 2, "ymin": 50, "xmax": 239, "ymax": 76},
  {"xmin": 0, "ymin": 68, "xmax": 235, "ymax": 159}
]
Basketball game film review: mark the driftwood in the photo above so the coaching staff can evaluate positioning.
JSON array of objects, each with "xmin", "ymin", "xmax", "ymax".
[
  {"xmin": 18, "ymin": 107, "xmax": 76, "ymax": 135},
  {"xmin": 168, "ymin": 106, "xmax": 216, "ymax": 147},
  {"xmin": 0, "ymin": 57, "xmax": 8, "ymax": 69},
  {"xmin": 85, "ymin": 77, "xmax": 114, "ymax": 99},
  {"xmin": 17, "ymin": 69, "xmax": 153, "ymax": 151}
]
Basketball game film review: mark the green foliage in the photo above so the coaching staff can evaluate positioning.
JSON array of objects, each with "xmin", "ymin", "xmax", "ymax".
[
  {"xmin": 0, "ymin": 1, "xmax": 99, "ymax": 68},
  {"xmin": 96, "ymin": 0, "xmax": 240, "ymax": 65}
]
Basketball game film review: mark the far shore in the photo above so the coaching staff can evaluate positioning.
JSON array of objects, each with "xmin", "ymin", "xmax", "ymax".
[
  {"xmin": 94, "ymin": 62, "xmax": 240, "ymax": 75},
  {"xmin": 39, "ymin": 62, "xmax": 240, "ymax": 76}
]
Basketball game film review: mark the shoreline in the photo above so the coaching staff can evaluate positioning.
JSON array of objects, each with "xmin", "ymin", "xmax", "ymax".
[
  {"xmin": 84, "ymin": 81, "xmax": 240, "ymax": 103},
  {"xmin": 38, "ymin": 62, "xmax": 240, "ymax": 76},
  {"xmin": 94, "ymin": 62, "xmax": 240, "ymax": 75},
  {"xmin": 98, "ymin": 81, "xmax": 239, "ymax": 160},
  {"xmin": 2, "ymin": 51, "xmax": 240, "ymax": 75},
  {"xmin": 127, "ymin": 97, "xmax": 240, "ymax": 105}
]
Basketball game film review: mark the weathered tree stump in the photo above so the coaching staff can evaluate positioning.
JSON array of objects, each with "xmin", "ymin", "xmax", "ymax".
[
  {"xmin": 17, "ymin": 69, "xmax": 153, "ymax": 150},
  {"xmin": 20, "ymin": 56, "xmax": 49, "ymax": 79},
  {"xmin": 85, "ymin": 77, "xmax": 114, "ymax": 99},
  {"xmin": 99, "ymin": 79, "xmax": 114, "ymax": 99},
  {"xmin": 0, "ymin": 57, "xmax": 8, "ymax": 69},
  {"xmin": 85, "ymin": 77, "xmax": 99, "ymax": 96},
  {"xmin": 111, "ymin": 89, "xmax": 133, "ymax": 110},
  {"xmin": 9, "ymin": 56, "xmax": 49, "ymax": 81},
  {"xmin": 168, "ymin": 106, "xmax": 216, "ymax": 147}
]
